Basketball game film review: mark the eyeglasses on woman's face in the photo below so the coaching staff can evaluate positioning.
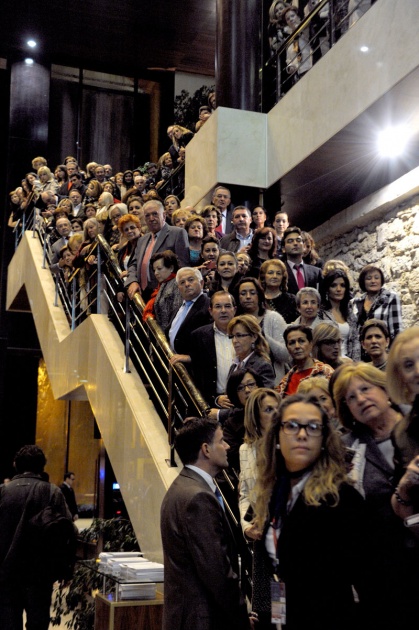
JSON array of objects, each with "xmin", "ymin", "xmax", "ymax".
[
  {"xmin": 237, "ymin": 380, "xmax": 257, "ymax": 393},
  {"xmin": 280, "ymin": 420, "xmax": 323, "ymax": 437},
  {"xmin": 228, "ymin": 332, "xmax": 251, "ymax": 340}
]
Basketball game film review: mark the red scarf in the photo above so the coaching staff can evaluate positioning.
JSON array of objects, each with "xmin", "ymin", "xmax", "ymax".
[{"xmin": 142, "ymin": 272, "xmax": 176, "ymax": 322}]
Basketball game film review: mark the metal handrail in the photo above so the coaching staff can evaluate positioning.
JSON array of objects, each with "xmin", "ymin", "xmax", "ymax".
[{"xmin": 261, "ymin": 0, "xmax": 372, "ymax": 110}]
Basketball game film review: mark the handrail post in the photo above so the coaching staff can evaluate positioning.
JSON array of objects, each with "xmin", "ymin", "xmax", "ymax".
[
  {"xmin": 71, "ymin": 277, "xmax": 77, "ymax": 331},
  {"xmin": 123, "ymin": 294, "xmax": 131, "ymax": 373},
  {"xmin": 96, "ymin": 244, "xmax": 102, "ymax": 314},
  {"xmin": 54, "ymin": 273, "xmax": 59, "ymax": 307},
  {"xmin": 167, "ymin": 365, "xmax": 176, "ymax": 467},
  {"xmin": 42, "ymin": 235, "xmax": 48, "ymax": 269}
]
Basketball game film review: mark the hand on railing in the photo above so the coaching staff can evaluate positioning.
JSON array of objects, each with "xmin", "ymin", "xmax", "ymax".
[{"xmin": 127, "ymin": 282, "xmax": 140, "ymax": 300}]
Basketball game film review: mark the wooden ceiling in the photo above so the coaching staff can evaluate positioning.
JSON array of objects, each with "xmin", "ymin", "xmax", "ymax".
[{"xmin": 0, "ymin": 0, "xmax": 216, "ymax": 77}]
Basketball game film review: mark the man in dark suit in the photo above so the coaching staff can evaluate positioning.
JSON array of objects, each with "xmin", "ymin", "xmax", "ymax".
[
  {"xmin": 213, "ymin": 185, "xmax": 234, "ymax": 236},
  {"xmin": 60, "ymin": 471, "xmax": 79, "ymax": 521},
  {"xmin": 282, "ymin": 226, "xmax": 323, "ymax": 295},
  {"xmin": 160, "ymin": 418, "xmax": 250, "ymax": 630},
  {"xmin": 125, "ymin": 200, "xmax": 189, "ymax": 300},
  {"xmin": 188, "ymin": 291, "xmax": 236, "ymax": 406},
  {"xmin": 167, "ymin": 268, "xmax": 211, "ymax": 355},
  {"xmin": 50, "ymin": 216, "xmax": 73, "ymax": 265}
]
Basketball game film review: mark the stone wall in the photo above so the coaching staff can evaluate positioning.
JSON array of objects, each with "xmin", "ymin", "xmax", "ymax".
[{"xmin": 316, "ymin": 194, "xmax": 419, "ymax": 329}]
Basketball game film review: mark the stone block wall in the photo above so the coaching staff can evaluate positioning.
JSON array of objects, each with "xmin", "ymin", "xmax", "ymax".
[{"xmin": 316, "ymin": 194, "xmax": 419, "ymax": 328}]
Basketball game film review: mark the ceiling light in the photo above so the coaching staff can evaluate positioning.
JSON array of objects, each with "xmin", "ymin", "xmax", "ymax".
[
  {"xmin": 27, "ymin": 40, "xmax": 37, "ymax": 48},
  {"xmin": 360, "ymin": 46, "xmax": 369, "ymax": 53},
  {"xmin": 24, "ymin": 58, "xmax": 34, "ymax": 65},
  {"xmin": 377, "ymin": 125, "xmax": 410, "ymax": 158}
]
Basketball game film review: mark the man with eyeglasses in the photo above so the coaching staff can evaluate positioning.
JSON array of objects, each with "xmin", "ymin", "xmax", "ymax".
[
  {"xmin": 186, "ymin": 292, "xmax": 237, "ymax": 407},
  {"xmin": 282, "ymin": 226, "xmax": 323, "ymax": 295},
  {"xmin": 278, "ymin": 324, "xmax": 334, "ymax": 397},
  {"xmin": 60, "ymin": 471, "xmax": 79, "ymax": 521}
]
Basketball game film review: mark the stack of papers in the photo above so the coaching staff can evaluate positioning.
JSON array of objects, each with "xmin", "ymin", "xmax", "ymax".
[
  {"xmin": 121, "ymin": 561, "xmax": 164, "ymax": 582},
  {"xmin": 118, "ymin": 583, "xmax": 157, "ymax": 600}
]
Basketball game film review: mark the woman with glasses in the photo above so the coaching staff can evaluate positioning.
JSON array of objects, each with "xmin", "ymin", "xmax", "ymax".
[
  {"xmin": 312, "ymin": 322, "xmax": 349, "ymax": 369},
  {"xmin": 226, "ymin": 315, "xmax": 276, "ymax": 390},
  {"xmin": 253, "ymin": 393, "xmax": 376, "ymax": 629},
  {"xmin": 215, "ymin": 368, "xmax": 265, "ymax": 474},
  {"xmin": 333, "ymin": 363, "xmax": 412, "ymax": 627},
  {"xmin": 234, "ymin": 277, "xmax": 289, "ymax": 384}
]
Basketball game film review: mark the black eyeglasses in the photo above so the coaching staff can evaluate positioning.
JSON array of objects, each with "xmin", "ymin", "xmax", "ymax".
[
  {"xmin": 228, "ymin": 332, "xmax": 251, "ymax": 339},
  {"xmin": 237, "ymin": 381, "xmax": 257, "ymax": 392},
  {"xmin": 280, "ymin": 421, "xmax": 324, "ymax": 437}
]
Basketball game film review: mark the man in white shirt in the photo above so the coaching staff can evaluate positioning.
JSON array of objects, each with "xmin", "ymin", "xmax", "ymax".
[{"xmin": 212, "ymin": 186, "xmax": 233, "ymax": 235}]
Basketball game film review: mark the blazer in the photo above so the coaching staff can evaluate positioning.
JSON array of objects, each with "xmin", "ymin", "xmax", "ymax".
[
  {"xmin": 351, "ymin": 288, "xmax": 403, "ymax": 341},
  {"xmin": 125, "ymin": 223, "xmax": 189, "ymax": 291},
  {"xmin": 160, "ymin": 467, "xmax": 250, "ymax": 630},
  {"xmin": 227, "ymin": 353, "xmax": 276, "ymax": 389},
  {"xmin": 167, "ymin": 293, "xmax": 211, "ymax": 354},
  {"xmin": 272, "ymin": 483, "xmax": 375, "ymax": 630},
  {"xmin": 189, "ymin": 324, "xmax": 218, "ymax": 405},
  {"xmin": 284, "ymin": 260, "xmax": 323, "ymax": 295}
]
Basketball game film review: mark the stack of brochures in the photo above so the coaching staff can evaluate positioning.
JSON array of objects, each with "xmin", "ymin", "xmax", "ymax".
[{"xmin": 118, "ymin": 582, "xmax": 157, "ymax": 600}]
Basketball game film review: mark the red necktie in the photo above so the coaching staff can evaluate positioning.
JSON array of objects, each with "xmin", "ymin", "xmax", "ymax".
[
  {"xmin": 140, "ymin": 233, "xmax": 156, "ymax": 290},
  {"xmin": 296, "ymin": 264, "xmax": 305, "ymax": 290}
]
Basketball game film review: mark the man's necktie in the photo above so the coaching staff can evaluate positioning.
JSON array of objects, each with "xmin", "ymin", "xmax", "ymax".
[
  {"xmin": 295, "ymin": 263, "xmax": 305, "ymax": 290},
  {"xmin": 140, "ymin": 233, "xmax": 156, "ymax": 291},
  {"xmin": 214, "ymin": 486, "xmax": 225, "ymax": 511}
]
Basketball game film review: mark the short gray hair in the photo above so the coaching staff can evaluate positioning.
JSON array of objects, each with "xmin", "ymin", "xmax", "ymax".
[
  {"xmin": 296, "ymin": 287, "xmax": 321, "ymax": 307},
  {"xmin": 176, "ymin": 267, "xmax": 203, "ymax": 284}
]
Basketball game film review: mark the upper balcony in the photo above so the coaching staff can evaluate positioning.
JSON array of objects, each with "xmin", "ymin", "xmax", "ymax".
[{"xmin": 184, "ymin": 0, "xmax": 419, "ymax": 228}]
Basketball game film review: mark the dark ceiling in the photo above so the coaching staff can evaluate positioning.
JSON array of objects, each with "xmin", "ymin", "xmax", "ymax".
[{"xmin": 0, "ymin": 0, "xmax": 216, "ymax": 77}]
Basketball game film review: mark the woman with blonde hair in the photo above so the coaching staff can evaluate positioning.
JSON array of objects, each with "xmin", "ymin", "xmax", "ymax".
[
  {"xmin": 37, "ymin": 166, "xmax": 59, "ymax": 194},
  {"xmin": 312, "ymin": 322, "xmax": 348, "ymax": 369},
  {"xmin": 297, "ymin": 375, "xmax": 338, "ymax": 427},
  {"xmin": 253, "ymin": 393, "xmax": 374, "ymax": 629},
  {"xmin": 333, "ymin": 361, "xmax": 411, "ymax": 627},
  {"xmin": 259, "ymin": 258, "xmax": 297, "ymax": 323},
  {"xmin": 239, "ymin": 388, "xmax": 281, "ymax": 629},
  {"xmin": 386, "ymin": 327, "xmax": 419, "ymax": 473},
  {"xmin": 227, "ymin": 314, "xmax": 275, "ymax": 389}
]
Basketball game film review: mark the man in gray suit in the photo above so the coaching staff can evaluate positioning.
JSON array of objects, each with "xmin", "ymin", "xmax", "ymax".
[
  {"xmin": 125, "ymin": 200, "xmax": 189, "ymax": 300},
  {"xmin": 160, "ymin": 418, "xmax": 250, "ymax": 630}
]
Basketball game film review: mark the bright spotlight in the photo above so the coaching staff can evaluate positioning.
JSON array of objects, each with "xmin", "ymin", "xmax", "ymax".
[
  {"xmin": 24, "ymin": 58, "xmax": 34, "ymax": 65},
  {"xmin": 27, "ymin": 40, "xmax": 37, "ymax": 48},
  {"xmin": 377, "ymin": 125, "xmax": 410, "ymax": 158},
  {"xmin": 360, "ymin": 45, "xmax": 369, "ymax": 53}
]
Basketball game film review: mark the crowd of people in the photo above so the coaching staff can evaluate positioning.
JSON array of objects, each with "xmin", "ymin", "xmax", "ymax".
[
  {"xmin": 8, "ymin": 146, "xmax": 418, "ymax": 628},
  {"xmin": 268, "ymin": 0, "xmax": 375, "ymax": 94}
]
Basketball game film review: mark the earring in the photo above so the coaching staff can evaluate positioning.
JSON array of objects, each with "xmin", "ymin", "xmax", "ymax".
[
  {"xmin": 325, "ymin": 292, "xmax": 329, "ymax": 301},
  {"xmin": 251, "ymin": 342, "xmax": 255, "ymax": 350},
  {"xmin": 276, "ymin": 444, "xmax": 281, "ymax": 450}
]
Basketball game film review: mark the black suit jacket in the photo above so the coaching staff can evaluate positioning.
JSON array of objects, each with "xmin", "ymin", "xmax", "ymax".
[
  {"xmin": 167, "ymin": 293, "xmax": 211, "ymax": 354},
  {"xmin": 285, "ymin": 261, "xmax": 323, "ymax": 295},
  {"xmin": 189, "ymin": 324, "xmax": 218, "ymax": 405},
  {"xmin": 160, "ymin": 467, "xmax": 250, "ymax": 630},
  {"xmin": 60, "ymin": 482, "xmax": 78, "ymax": 518}
]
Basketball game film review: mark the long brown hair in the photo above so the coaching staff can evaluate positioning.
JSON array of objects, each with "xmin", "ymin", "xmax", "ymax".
[{"xmin": 254, "ymin": 394, "xmax": 347, "ymax": 529}]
